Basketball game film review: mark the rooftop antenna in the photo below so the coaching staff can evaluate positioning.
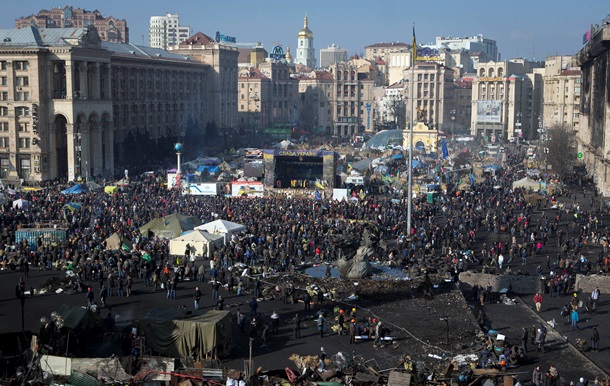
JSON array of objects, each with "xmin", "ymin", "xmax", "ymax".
[{"xmin": 532, "ymin": 43, "xmax": 535, "ymax": 61}]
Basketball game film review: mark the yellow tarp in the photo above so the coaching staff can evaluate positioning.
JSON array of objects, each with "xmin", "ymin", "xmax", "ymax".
[{"xmin": 104, "ymin": 186, "xmax": 119, "ymax": 194}]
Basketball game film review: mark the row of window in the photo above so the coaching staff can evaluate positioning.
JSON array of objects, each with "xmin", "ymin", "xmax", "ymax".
[
  {"xmin": 0, "ymin": 76, "xmax": 29, "ymax": 86},
  {"xmin": 0, "ymin": 107, "xmax": 30, "ymax": 116},
  {"xmin": 0, "ymin": 61, "xmax": 29, "ymax": 71},
  {"xmin": 0, "ymin": 91, "xmax": 30, "ymax": 101},
  {"xmin": 0, "ymin": 122, "xmax": 30, "ymax": 132},
  {"xmin": 0, "ymin": 137, "xmax": 34, "ymax": 148}
]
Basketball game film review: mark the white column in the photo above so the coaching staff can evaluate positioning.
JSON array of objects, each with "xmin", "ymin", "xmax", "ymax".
[
  {"xmin": 66, "ymin": 123, "xmax": 76, "ymax": 181},
  {"xmin": 79, "ymin": 62, "xmax": 88, "ymax": 99},
  {"xmin": 65, "ymin": 61, "xmax": 74, "ymax": 99}
]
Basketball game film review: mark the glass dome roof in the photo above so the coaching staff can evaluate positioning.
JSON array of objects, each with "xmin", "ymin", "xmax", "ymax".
[{"xmin": 364, "ymin": 130, "xmax": 404, "ymax": 149}]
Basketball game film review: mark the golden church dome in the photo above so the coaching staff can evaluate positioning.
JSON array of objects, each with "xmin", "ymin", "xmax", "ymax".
[{"xmin": 298, "ymin": 16, "xmax": 313, "ymax": 38}]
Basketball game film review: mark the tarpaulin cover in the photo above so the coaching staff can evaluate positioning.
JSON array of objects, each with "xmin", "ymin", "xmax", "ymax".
[
  {"xmin": 104, "ymin": 186, "xmax": 118, "ymax": 194},
  {"xmin": 56, "ymin": 305, "xmax": 104, "ymax": 335},
  {"xmin": 61, "ymin": 184, "xmax": 89, "ymax": 195},
  {"xmin": 139, "ymin": 212, "xmax": 202, "ymax": 239},
  {"xmin": 138, "ymin": 309, "xmax": 232, "ymax": 359}
]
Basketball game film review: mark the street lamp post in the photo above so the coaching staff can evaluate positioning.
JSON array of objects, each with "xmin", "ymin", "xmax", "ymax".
[
  {"xmin": 515, "ymin": 112, "xmax": 522, "ymax": 145},
  {"xmin": 450, "ymin": 109, "xmax": 456, "ymax": 142}
]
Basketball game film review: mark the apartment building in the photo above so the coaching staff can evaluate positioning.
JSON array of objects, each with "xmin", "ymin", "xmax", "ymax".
[
  {"xmin": 0, "ymin": 26, "xmax": 210, "ymax": 182},
  {"xmin": 149, "ymin": 13, "xmax": 190, "ymax": 50},
  {"xmin": 15, "ymin": 5, "xmax": 128, "ymax": 43}
]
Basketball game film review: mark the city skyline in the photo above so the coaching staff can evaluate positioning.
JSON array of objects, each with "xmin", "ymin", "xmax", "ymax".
[{"xmin": 1, "ymin": 0, "xmax": 607, "ymax": 62}]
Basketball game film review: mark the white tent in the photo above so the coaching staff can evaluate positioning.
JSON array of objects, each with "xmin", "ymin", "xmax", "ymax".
[
  {"xmin": 512, "ymin": 177, "xmax": 540, "ymax": 191},
  {"xmin": 12, "ymin": 198, "xmax": 29, "ymax": 210},
  {"xmin": 169, "ymin": 230, "xmax": 224, "ymax": 259},
  {"xmin": 195, "ymin": 219, "xmax": 246, "ymax": 244}
]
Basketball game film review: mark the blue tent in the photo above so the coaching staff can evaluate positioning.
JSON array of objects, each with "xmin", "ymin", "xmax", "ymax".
[
  {"xmin": 392, "ymin": 153, "xmax": 404, "ymax": 160},
  {"xmin": 61, "ymin": 184, "xmax": 89, "ymax": 195}
]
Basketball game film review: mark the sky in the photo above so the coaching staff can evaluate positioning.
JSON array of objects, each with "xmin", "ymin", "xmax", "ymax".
[{"xmin": 0, "ymin": 0, "xmax": 607, "ymax": 61}]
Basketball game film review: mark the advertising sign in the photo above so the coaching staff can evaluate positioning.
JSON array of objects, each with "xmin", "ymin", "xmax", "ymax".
[
  {"xmin": 184, "ymin": 183, "xmax": 217, "ymax": 196},
  {"xmin": 477, "ymin": 100, "xmax": 502, "ymax": 123},
  {"xmin": 167, "ymin": 173, "xmax": 177, "ymax": 189},
  {"xmin": 232, "ymin": 181, "xmax": 264, "ymax": 197}
]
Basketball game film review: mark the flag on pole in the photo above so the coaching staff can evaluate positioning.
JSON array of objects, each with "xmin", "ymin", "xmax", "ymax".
[
  {"xmin": 441, "ymin": 138, "xmax": 449, "ymax": 159},
  {"xmin": 412, "ymin": 24, "xmax": 417, "ymax": 63}
]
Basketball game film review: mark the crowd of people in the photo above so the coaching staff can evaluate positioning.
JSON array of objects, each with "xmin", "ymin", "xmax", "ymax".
[{"xmin": 1, "ymin": 140, "xmax": 609, "ymax": 384}]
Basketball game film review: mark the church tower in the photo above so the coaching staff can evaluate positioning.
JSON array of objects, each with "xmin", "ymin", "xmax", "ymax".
[{"xmin": 295, "ymin": 16, "xmax": 316, "ymax": 68}]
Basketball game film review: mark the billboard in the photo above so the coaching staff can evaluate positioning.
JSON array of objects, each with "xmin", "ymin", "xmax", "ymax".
[
  {"xmin": 477, "ymin": 100, "xmax": 502, "ymax": 123},
  {"xmin": 184, "ymin": 183, "xmax": 218, "ymax": 196},
  {"xmin": 231, "ymin": 181, "xmax": 264, "ymax": 197}
]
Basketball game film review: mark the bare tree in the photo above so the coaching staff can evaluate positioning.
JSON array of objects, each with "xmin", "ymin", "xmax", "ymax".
[{"xmin": 544, "ymin": 123, "xmax": 576, "ymax": 181}]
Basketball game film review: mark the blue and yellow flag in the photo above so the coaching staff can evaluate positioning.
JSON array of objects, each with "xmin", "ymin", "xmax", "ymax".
[{"xmin": 412, "ymin": 25, "xmax": 417, "ymax": 63}]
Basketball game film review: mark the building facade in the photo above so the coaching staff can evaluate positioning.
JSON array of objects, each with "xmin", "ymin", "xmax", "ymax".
[
  {"xmin": 296, "ymin": 70, "xmax": 334, "ymax": 134},
  {"xmin": 149, "ymin": 13, "xmax": 190, "ymax": 50},
  {"xmin": 295, "ymin": 16, "xmax": 316, "ymax": 69},
  {"xmin": 170, "ymin": 32, "xmax": 239, "ymax": 136},
  {"xmin": 402, "ymin": 62, "xmax": 456, "ymax": 132},
  {"xmin": 328, "ymin": 62, "xmax": 375, "ymax": 137},
  {"xmin": 470, "ymin": 60, "xmax": 543, "ymax": 142},
  {"xmin": 0, "ymin": 26, "xmax": 210, "ymax": 182},
  {"xmin": 542, "ymin": 55, "xmax": 581, "ymax": 130},
  {"xmin": 15, "ymin": 5, "xmax": 128, "ymax": 43},
  {"xmin": 364, "ymin": 42, "xmax": 409, "ymax": 62},
  {"xmin": 576, "ymin": 24, "xmax": 610, "ymax": 195},
  {"xmin": 430, "ymin": 35, "xmax": 499, "ymax": 62},
  {"xmin": 320, "ymin": 44, "xmax": 348, "ymax": 68}
]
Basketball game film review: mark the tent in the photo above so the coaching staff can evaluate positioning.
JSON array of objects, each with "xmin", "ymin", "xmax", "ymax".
[
  {"xmin": 169, "ymin": 229, "xmax": 224, "ymax": 259},
  {"xmin": 195, "ymin": 219, "xmax": 246, "ymax": 244},
  {"xmin": 56, "ymin": 305, "xmax": 104, "ymax": 335},
  {"xmin": 138, "ymin": 309, "xmax": 232, "ymax": 359},
  {"xmin": 524, "ymin": 193, "xmax": 546, "ymax": 205},
  {"xmin": 104, "ymin": 233, "xmax": 131, "ymax": 251},
  {"xmin": 104, "ymin": 186, "xmax": 119, "ymax": 194},
  {"xmin": 139, "ymin": 213, "xmax": 202, "ymax": 239},
  {"xmin": 512, "ymin": 177, "xmax": 540, "ymax": 191},
  {"xmin": 12, "ymin": 198, "xmax": 29, "ymax": 210},
  {"xmin": 86, "ymin": 181, "xmax": 102, "ymax": 191},
  {"xmin": 61, "ymin": 184, "xmax": 89, "ymax": 195},
  {"xmin": 115, "ymin": 178, "xmax": 129, "ymax": 186}
]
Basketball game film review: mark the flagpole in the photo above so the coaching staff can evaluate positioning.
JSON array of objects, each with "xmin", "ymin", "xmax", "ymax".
[{"xmin": 407, "ymin": 23, "xmax": 415, "ymax": 237}]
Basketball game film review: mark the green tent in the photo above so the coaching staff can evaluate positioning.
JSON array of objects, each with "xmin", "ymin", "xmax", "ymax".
[
  {"xmin": 56, "ymin": 305, "xmax": 104, "ymax": 335},
  {"xmin": 139, "ymin": 212, "xmax": 202, "ymax": 239},
  {"xmin": 138, "ymin": 309, "xmax": 232, "ymax": 359}
]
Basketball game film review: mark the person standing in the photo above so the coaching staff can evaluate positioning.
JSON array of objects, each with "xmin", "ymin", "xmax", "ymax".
[
  {"xmin": 303, "ymin": 292, "xmax": 311, "ymax": 311},
  {"xmin": 521, "ymin": 327, "xmax": 529, "ymax": 353},
  {"xmin": 532, "ymin": 365, "xmax": 543, "ymax": 386},
  {"xmin": 319, "ymin": 347, "xmax": 327, "ymax": 370},
  {"xmin": 211, "ymin": 280, "xmax": 220, "ymax": 300},
  {"xmin": 249, "ymin": 297, "xmax": 258, "ymax": 319},
  {"xmin": 270, "ymin": 311, "xmax": 280, "ymax": 334},
  {"xmin": 100, "ymin": 285, "xmax": 108, "ymax": 307},
  {"xmin": 293, "ymin": 314, "xmax": 301, "ymax": 339},
  {"xmin": 126, "ymin": 275, "xmax": 133, "ymax": 297},
  {"xmin": 349, "ymin": 319, "xmax": 356, "ymax": 345},
  {"xmin": 533, "ymin": 292, "xmax": 543, "ymax": 313},
  {"xmin": 571, "ymin": 308, "xmax": 579, "ymax": 331},
  {"xmin": 118, "ymin": 277, "xmax": 124, "ymax": 297},
  {"xmin": 317, "ymin": 314, "xmax": 325, "ymax": 338},
  {"xmin": 590, "ymin": 326, "xmax": 600, "ymax": 352},
  {"xmin": 373, "ymin": 321, "xmax": 382, "ymax": 348},
  {"xmin": 591, "ymin": 287, "xmax": 600, "ymax": 311},
  {"xmin": 548, "ymin": 364, "xmax": 559, "ymax": 386},
  {"xmin": 338, "ymin": 310, "xmax": 346, "ymax": 335},
  {"xmin": 86, "ymin": 287, "xmax": 94, "ymax": 309},
  {"xmin": 237, "ymin": 310, "xmax": 246, "ymax": 334},
  {"xmin": 498, "ymin": 253, "xmax": 504, "ymax": 269},
  {"xmin": 194, "ymin": 287, "xmax": 202, "ymax": 310},
  {"xmin": 216, "ymin": 295, "xmax": 224, "ymax": 310}
]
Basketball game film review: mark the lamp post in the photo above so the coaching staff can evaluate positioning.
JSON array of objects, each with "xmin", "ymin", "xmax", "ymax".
[
  {"xmin": 515, "ymin": 112, "xmax": 522, "ymax": 144},
  {"xmin": 175, "ymin": 142, "xmax": 183, "ymax": 189},
  {"xmin": 450, "ymin": 109, "xmax": 456, "ymax": 142}
]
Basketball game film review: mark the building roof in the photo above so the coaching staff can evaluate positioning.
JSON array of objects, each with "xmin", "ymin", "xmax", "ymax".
[
  {"xmin": 238, "ymin": 68, "xmax": 269, "ymax": 80},
  {"xmin": 365, "ymin": 42, "xmax": 409, "ymax": 48},
  {"xmin": 102, "ymin": 41, "xmax": 192, "ymax": 61},
  {"xmin": 560, "ymin": 69, "xmax": 582, "ymax": 76},
  {"xmin": 179, "ymin": 32, "xmax": 215, "ymax": 47}
]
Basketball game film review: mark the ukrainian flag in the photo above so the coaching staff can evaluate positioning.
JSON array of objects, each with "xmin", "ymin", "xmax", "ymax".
[
  {"xmin": 412, "ymin": 25, "xmax": 417, "ymax": 63},
  {"xmin": 315, "ymin": 179, "xmax": 325, "ymax": 190}
]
